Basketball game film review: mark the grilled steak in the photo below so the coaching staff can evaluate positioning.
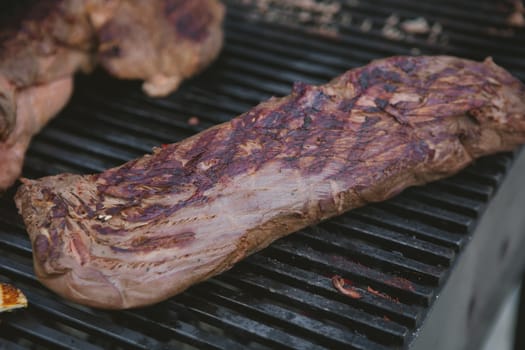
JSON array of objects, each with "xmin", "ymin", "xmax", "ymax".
[
  {"xmin": 15, "ymin": 56, "xmax": 525, "ymax": 309},
  {"xmin": 0, "ymin": 0, "xmax": 224, "ymax": 190}
]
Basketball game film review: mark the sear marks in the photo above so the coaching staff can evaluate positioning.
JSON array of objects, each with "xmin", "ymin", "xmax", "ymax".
[
  {"xmin": 165, "ymin": 0, "xmax": 215, "ymax": 42},
  {"xmin": 95, "ymin": 0, "xmax": 225, "ymax": 97},
  {"xmin": 15, "ymin": 56, "xmax": 525, "ymax": 309}
]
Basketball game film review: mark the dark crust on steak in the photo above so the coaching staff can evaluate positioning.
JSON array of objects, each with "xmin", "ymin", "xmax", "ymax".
[
  {"xmin": 15, "ymin": 56, "xmax": 525, "ymax": 309},
  {"xmin": 165, "ymin": 0, "xmax": 215, "ymax": 42}
]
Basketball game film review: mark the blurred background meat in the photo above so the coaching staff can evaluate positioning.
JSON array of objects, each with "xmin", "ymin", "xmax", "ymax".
[{"xmin": 0, "ymin": 0, "xmax": 224, "ymax": 190}]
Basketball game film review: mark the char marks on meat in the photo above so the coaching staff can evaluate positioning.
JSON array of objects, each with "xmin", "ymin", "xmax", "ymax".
[
  {"xmin": 0, "ymin": 0, "xmax": 224, "ymax": 190},
  {"xmin": 95, "ymin": 0, "xmax": 224, "ymax": 97},
  {"xmin": 15, "ymin": 56, "xmax": 525, "ymax": 309}
]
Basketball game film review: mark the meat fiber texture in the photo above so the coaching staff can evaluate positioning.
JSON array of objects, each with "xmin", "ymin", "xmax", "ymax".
[
  {"xmin": 15, "ymin": 56, "xmax": 525, "ymax": 309},
  {"xmin": 0, "ymin": 0, "xmax": 225, "ymax": 190}
]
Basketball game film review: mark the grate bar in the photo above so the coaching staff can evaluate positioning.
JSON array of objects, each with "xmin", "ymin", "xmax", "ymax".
[
  {"xmin": 191, "ymin": 281, "xmax": 369, "ymax": 350},
  {"xmin": 2, "ymin": 315, "xmax": 103, "ymax": 350},
  {"xmin": 76, "ymin": 90, "xmax": 203, "ymax": 134},
  {"xmin": 295, "ymin": 227, "xmax": 446, "ymax": 284},
  {"xmin": 65, "ymin": 107, "xmax": 178, "ymax": 143},
  {"xmin": 0, "ymin": 338, "xmax": 27, "ymax": 350},
  {"xmin": 38, "ymin": 128, "xmax": 139, "ymax": 162},
  {"xmin": 0, "ymin": 260, "xmax": 164, "ymax": 350},
  {"xmin": 120, "ymin": 310, "xmax": 246, "ymax": 350},
  {"xmin": 267, "ymin": 240, "xmax": 434, "ymax": 305},
  {"xmin": 435, "ymin": 177, "xmax": 494, "ymax": 201},
  {"xmin": 24, "ymin": 154, "xmax": 81, "ymax": 178},
  {"xmin": 381, "ymin": 197, "xmax": 475, "ymax": 233},
  {"xmin": 325, "ymin": 218, "xmax": 456, "ymax": 266},
  {"xmin": 223, "ymin": 42, "xmax": 340, "ymax": 82},
  {"xmin": 52, "ymin": 117, "xmax": 158, "ymax": 154},
  {"xmin": 357, "ymin": 0, "xmax": 525, "ymax": 55},
  {"xmin": 244, "ymin": 254, "xmax": 423, "ymax": 327},
  {"xmin": 173, "ymin": 294, "xmax": 325, "ymax": 350},
  {"xmin": 404, "ymin": 186, "xmax": 484, "ymax": 217},
  {"xmin": 219, "ymin": 270, "xmax": 408, "ymax": 346},
  {"xmin": 28, "ymin": 139, "xmax": 109, "ymax": 173},
  {"xmin": 225, "ymin": 10, "xmax": 390, "ymax": 61},
  {"xmin": 19, "ymin": 288, "xmax": 163, "ymax": 350},
  {"xmin": 0, "ymin": 228, "xmax": 32, "ymax": 253},
  {"xmin": 227, "ymin": 3, "xmax": 525, "ymax": 78}
]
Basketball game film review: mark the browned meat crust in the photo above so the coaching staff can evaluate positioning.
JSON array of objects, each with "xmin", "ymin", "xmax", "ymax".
[
  {"xmin": 95, "ymin": 0, "xmax": 225, "ymax": 96},
  {"xmin": 0, "ymin": 0, "xmax": 224, "ymax": 189},
  {"xmin": 15, "ymin": 56, "xmax": 525, "ymax": 309},
  {"xmin": 0, "ymin": 283, "xmax": 28, "ymax": 313}
]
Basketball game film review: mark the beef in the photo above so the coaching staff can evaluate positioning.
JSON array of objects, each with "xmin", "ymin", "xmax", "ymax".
[
  {"xmin": 0, "ymin": 0, "xmax": 93, "ymax": 141},
  {"xmin": 0, "ymin": 78, "xmax": 73, "ymax": 190},
  {"xmin": 0, "ymin": 0, "xmax": 224, "ymax": 190},
  {"xmin": 94, "ymin": 0, "xmax": 225, "ymax": 97},
  {"xmin": 15, "ymin": 56, "xmax": 525, "ymax": 309}
]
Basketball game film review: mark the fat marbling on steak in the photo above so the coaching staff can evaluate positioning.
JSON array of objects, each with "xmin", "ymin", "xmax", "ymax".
[
  {"xmin": 15, "ymin": 56, "xmax": 525, "ymax": 309},
  {"xmin": 0, "ymin": 0, "xmax": 225, "ymax": 190}
]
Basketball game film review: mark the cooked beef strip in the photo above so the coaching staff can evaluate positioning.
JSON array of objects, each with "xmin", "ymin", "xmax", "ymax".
[
  {"xmin": 15, "ymin": 56, "xmax": 525, "ymax": 309},
  {"xmin": 0, "ymin": 0, "xmax": 224, "ymax": 190}
]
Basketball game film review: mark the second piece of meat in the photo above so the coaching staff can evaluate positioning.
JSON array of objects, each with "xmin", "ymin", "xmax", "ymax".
[{"xmin": 0, "ymin": 0, "xmax": 225, "ymax": 190}]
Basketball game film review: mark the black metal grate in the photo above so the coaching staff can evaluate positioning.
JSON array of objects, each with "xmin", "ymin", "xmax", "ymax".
[{"xmin": 0, "ymin": 1, "xmax": 524, "ymax": 349}]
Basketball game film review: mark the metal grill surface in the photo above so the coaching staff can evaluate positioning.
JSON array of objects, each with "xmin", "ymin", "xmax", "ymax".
[{"xmin": 0, "ymin": 1, "xmax": 524, "ymax": 349}]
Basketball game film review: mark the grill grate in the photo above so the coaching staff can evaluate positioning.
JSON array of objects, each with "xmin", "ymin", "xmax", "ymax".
[{"xmin": 1, "ymin": 1, "xmax": 524, "ymax": 349}]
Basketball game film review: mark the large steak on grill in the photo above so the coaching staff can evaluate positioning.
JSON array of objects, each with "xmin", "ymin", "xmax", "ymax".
[{"xmin": 15, "ymin": 56, "xmax": 525, "ymax": 309}]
